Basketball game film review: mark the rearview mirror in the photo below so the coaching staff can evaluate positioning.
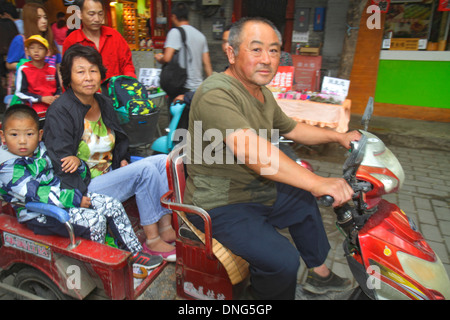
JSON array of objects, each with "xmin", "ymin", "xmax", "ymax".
[{"xmin": 361, "ymin": 97, "xmax": 373, "ymax": 131}]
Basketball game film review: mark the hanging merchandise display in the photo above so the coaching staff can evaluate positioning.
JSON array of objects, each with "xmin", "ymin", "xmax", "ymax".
[
  {"xmin": 150, "ymin": 0, "xmax": 172, "ymax": 49},
  {"xmin": 122, "ymin": 2, "xmax": 138, "ymax": 48},
  {"xmin": 113, "ymin": 0, "xmax": 172, "ymax": 50}
]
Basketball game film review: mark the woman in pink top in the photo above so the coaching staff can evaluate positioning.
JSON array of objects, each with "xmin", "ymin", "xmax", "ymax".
[{"xmin": 51, "ymin": 12, "xmax": 68, "ymax": 52}]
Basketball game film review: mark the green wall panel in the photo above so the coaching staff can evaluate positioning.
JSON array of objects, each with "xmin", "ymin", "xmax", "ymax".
[{"xmin": 375, "ymin": 60, "xmax": 450, "ymax": 109}]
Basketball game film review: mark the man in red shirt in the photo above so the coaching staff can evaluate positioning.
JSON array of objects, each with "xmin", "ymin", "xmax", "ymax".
[{"xmin": 63, "ymin": 0, "xmax": 136, "ymax": 80}]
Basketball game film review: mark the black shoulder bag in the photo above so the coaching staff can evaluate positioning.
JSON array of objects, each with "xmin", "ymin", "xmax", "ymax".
[{"xmin": 159, "ymin": 27, "xmax": 188, "ymax": 97}]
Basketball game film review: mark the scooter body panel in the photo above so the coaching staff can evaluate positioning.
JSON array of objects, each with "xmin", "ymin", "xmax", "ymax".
[{"xmin": 351, "ymin": 200, "xmax": 449, "ymax": 300}]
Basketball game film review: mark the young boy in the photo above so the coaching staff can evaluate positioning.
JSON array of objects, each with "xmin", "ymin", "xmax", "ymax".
[
  {"xmin": 0, "ymin": 105, "xmax": 162, "ymax": 271},
  {"xmin": 14, "ymin": 35, "xmax": 62, "ymax": 118}
]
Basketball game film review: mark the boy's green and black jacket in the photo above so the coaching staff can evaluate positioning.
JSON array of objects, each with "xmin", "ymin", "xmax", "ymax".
[{"xmin": 0, "ymin": 141, "xmax": 89, "ymax": 222}]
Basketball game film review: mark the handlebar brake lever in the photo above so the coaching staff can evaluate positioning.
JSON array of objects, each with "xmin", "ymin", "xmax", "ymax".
[{"xmin": 352, "ymin": 181, "xmax": 372, "ymax": 193}]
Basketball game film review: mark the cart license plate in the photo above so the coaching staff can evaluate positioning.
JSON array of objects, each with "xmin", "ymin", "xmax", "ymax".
[{"xmin": 3, "ymin": 232, "xmax": 51, "ymax": 260}]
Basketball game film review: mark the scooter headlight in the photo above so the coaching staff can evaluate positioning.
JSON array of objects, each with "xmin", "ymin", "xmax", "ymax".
[
  {"xmin": 397, "ymin": 251, "xmax": 450, "ymax": 300},
  {"xmin": 369, "ymin": 173, "xmax": 399, "ymax": 193},
  {"xmin": 360, "ymin": 133, "xmax": 405, "ymax": 189}
]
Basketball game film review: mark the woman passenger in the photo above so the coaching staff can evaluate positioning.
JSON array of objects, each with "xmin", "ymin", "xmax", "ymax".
[{"xmin": 43, "ymin": 44, "xmax": 176, "ymax": 261}]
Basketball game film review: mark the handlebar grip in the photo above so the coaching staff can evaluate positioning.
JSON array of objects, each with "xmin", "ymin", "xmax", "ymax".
[{"xmin": 318, "ymin": 195, "xmax": 334, "ymax": 207}]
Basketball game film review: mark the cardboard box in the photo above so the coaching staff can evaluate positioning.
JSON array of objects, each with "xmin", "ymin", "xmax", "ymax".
[{"xmin": 300, "ymin": 47, "xmax": 321, "ymax": 56}]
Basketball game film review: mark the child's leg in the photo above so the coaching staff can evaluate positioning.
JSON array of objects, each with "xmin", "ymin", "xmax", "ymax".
[
  {"xmin": 25, "ymin": 212, "xmax": 105, "ymax": 241},
  {"xmin": 25, "ymin": 202, "xmax": 162, "ymax": 270},
  {"xmin": 88, "ymin": 192, "xmax": 143, "ymax": 254},
  {"xmin": 68, "ymin": 207, "xmax": 107, "ymax": 243}
]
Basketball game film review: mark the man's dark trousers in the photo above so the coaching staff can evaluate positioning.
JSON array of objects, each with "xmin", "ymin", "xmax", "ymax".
[{"xmin": 189, "ymin": 182, "xmax": 331, "ymax": 299}]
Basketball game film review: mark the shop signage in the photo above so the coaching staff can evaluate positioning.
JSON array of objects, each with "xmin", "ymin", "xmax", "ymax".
[
  {"xmin": 314, "ymin": 8, "xmax": 326, "ymax": 31},
  {"xmin": 138, "ymin": 68, "xmax": 161, "ymax": 88},
  {"xmin": 321, "ymin": 76, "xmax": 350, "ymax": 100},
  {"xmin": 291, "ymin": 55, "xmax": 322, "ymax": 92},
  {"xmin": 438, "ymin": 0, "xmax": 450, "ymax": 11},
  {"xmin": 268, "ymin": 66, "xmax": 294, "ymax": 92},
  {"xmin": 371, "ymin": 0, "xmax": 390, "ymax": 13},
  {"xmin": 294, "ymin": 8, "xmax": 310, "ymax": 32}
]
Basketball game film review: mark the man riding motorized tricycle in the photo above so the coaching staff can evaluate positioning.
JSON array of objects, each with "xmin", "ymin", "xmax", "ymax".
[{"xmin": 172, "ymin": 17, "xmax": 360, "ymax": 300}]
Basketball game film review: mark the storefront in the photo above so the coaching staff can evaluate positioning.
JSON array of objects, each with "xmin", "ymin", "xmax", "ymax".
[
  {"xmin": 29, "ymin": 0, "xmax": 449, "ymax": 121},
  {"xmin": 107, "ymin": 0, "xmax": 172, "ymax": 73},
  {"xmin": 349, "ymin": 0, "xmax": 450, "ymax": 121},
  {"xmin": 108, "ymin": 0, "xmax": 171, "ymax": 50},
  {"xmin": 376, "ymin": 1, "xmax": 449, "ymax": 110}
]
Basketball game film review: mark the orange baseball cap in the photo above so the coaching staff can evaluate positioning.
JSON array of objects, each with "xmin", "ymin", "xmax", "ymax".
[{"xmin": 24, "ymin": 35, "xmax": 49, "ymax": 50}]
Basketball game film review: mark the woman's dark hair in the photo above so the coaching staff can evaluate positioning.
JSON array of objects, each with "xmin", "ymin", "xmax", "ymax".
[
  {"xmin": 60, "ymin": 44, "xmax": 107, "ymax": 89},
  {"xmin": 56, "ymin": 11, "xmax": 66, "ymax": 29},
  {"xmin": 22, "ymin": 2, "xmax": 59, "ymax": 55}
]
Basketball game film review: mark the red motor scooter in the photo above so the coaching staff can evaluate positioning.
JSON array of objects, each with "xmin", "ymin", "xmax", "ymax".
[{"xmin": 320, "ymin": 101, "xmax": 450, "ymax": 300}]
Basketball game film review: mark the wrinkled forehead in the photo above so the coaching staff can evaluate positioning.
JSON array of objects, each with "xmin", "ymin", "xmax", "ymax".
[
  {"xmin": 82, "ymin": 0, "xmax": 104, "ymax": 12},
  {"xmin": 241, "ymin": 21, "xmax": 281, "ymax": 46}
]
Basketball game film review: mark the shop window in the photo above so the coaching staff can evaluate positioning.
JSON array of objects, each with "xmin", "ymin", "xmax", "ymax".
[{"xmin": 382, "ymin": 0, "xmax": 449, "ymax": 51}]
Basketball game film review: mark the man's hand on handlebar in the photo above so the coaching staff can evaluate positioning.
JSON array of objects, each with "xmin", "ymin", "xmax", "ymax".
[
  {"xmin": 311, "ymin": 177, "xmax": 354, "ymax": 208},
  {"xmin": 338, "ymin": 130, "xmax": 362, "ymax": 150}
]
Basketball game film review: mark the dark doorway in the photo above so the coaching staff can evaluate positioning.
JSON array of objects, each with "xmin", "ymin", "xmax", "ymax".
[{"xmin": 240, "ymin": 0, "xmax": 288, "ymax": 36}]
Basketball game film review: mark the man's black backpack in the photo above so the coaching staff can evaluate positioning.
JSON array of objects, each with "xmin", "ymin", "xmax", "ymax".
[{"xmin": 159, "ymin": 27, "xmax": 188, "ymax": 97}]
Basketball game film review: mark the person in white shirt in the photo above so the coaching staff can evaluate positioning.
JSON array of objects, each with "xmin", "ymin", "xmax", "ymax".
[{"xmin": 155, "ymin": 2, "xmax": 212, "ymax": 102}]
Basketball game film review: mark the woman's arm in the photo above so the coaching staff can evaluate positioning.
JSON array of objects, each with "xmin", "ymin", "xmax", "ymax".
[
  {"xmin": 6, "ymin": 62, "xmax": 17, "ymax": 71},
  {"xmin": 6, "ymin": 35, "xmax": 25, "ymax": 71},
  {"xmin": 97, "ymin": 94, "xmax": 131, "ymax": 167},
  {"xmin": 43, "ymin": 97, "xmax": 91, "ymax": 193}
]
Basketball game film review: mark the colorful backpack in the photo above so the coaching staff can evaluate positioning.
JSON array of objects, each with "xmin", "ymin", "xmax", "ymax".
[{"xmin": 102, "ymin": 76, "xmax": 158, "ymax": 124}]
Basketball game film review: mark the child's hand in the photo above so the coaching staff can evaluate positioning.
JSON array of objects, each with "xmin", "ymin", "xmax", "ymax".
[
  {"xmin": 120, "ymin": 159, "xmax": 128, "ymax": 167},
  {"xmin": 80, "ymin": 196, "xmax": 91, "ymax": 208},
  {"xmin": 61, "ymin": 156, "xmax": 80, "ymax": 173},
  {"xmin": 41, "ymin": 96, "xmax": 59, "ymax": 105}
]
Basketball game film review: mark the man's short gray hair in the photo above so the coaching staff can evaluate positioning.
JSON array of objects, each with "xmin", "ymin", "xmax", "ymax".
[{"xmin": 228, "ymin": 17, "xmax": 282, "ymax": 55}]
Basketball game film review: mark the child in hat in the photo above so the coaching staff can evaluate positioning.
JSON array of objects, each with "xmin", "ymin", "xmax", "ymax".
[{"xmin": 14, "ymin": 35, "xmax": 62, "ymax": 118}]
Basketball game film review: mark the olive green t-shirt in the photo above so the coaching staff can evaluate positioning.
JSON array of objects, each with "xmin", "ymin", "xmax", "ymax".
[{"xmin": 184, "ymin": 72, "xmax": 297, "ymax": 210}]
